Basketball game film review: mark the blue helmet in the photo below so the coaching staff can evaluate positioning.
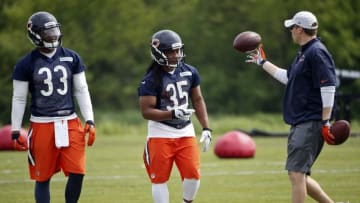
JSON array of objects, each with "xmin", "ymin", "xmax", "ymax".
[
  {"xmin": 150, "ymin": 30, "xmax": 185, "ymax": 68},
  {"xmin": 27, "ymin": 11, "xmax": 62, "ymax": 49}
]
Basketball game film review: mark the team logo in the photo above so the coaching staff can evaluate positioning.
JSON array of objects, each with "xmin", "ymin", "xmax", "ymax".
[
  {"xmin": 27, "ymin": 21, "xmax": 33, "ymax": 29},
  {"xmin": 298, "ymin": 54, "xmax": 305, "ymax": 62},
  {"xmin": 151, "ymin": 38, "xmax": 160, "ymax": 48}
]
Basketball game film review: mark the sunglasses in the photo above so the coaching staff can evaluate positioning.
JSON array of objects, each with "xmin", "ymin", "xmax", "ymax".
[{"xmin": 289, "ymin": 24, "xmax": 301, "ymax": 31}]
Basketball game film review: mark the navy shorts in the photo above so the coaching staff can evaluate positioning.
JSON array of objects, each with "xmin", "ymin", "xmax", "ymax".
[{"xmin": 285, "ymin": 120, "xmax": 324, "ymax": 175}]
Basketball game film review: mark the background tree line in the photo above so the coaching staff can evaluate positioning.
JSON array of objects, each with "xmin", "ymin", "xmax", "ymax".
[{"xmin": 0, "ymin": 0, "xmax": 359, "ymax": 124}]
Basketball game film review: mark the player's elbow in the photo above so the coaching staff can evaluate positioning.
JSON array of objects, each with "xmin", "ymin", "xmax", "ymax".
[
  {"xmin": 140, "ymin": 108, "xmax": 154, "ymax": 120},
  {"xmin": 141, "ymin": 112, "xmax": 150, "ymax": 120}
]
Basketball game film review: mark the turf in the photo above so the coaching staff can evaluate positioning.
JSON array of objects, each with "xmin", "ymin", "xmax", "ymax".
[{"xmin": 1, "ymin": 133, "xmax": 359, "ymax": 203}]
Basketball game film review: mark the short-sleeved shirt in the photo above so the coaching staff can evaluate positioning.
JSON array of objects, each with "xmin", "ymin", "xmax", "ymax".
[
  {"xmin": 283, "ymin": 38, "xmax": 336, "ymax": 125},
  {"xmin": 138, "ymin": 62, "xmax": 200, "ymax": 129},
  {"xmin": 12, "ymin": 47, "xmax": 85, "ymax": 117}
]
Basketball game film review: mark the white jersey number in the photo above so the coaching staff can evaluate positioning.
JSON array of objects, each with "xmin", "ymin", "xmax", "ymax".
[
  {"xmin": 38, "ymin": 65, "xmax": 68, "ymax": 96},
  {"xmin": 166, "ymin": 80, "xmax": 189, "ymax": 110}
]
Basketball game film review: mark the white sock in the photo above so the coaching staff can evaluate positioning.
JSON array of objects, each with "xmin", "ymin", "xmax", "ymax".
[
  {"xmin": 182, "ymin": 179, "xmax": 200, "ymax": 202},
  {"xmin": 152, "ymin": 183, "xmax": 169, "ymax": 203}
]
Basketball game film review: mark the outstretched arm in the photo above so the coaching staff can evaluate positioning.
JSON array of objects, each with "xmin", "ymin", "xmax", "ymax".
[
  {"xmin": 246, "ymin": 48, "xmax": 288, "ymax": 85},
  {"xmin": 262, "ymin": 61, "xmax": 288, "ymax": 85}
]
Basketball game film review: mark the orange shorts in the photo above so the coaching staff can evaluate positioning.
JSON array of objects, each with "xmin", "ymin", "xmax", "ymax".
[
  {"xmin": 143, "ymin": 137, "xmax": 200, "ymax": 183},
  {"xmin": 28, "ymin": 118, "xmax": 86, "ymax": 181}
]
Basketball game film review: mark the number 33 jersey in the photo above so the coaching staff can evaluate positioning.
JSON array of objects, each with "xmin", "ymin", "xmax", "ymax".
[{"xmin": 12, "ymin": 47, "xmax": 85, "ymax": 117}]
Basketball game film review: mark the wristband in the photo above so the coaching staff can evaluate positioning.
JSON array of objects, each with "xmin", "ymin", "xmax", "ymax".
[
  {"xmin": 260, "ymin": 59, "xmax": 267, "ymax": 66},
  {"xmin": 86, "ymin": 120, "xmax": 95, "ymax": 126},
  {"xmin": 203, "ymin": 127, "xmax": 212, "ymax": 132},
  {"xmin": 322, "ymin": 120, "xmax": 330, "ymax": 125},
  {"xmin": 11, "ymin": 131, "xmax": 20, "ymax": 140},
  {"xmin": 171, "ymin": 110, "xmax": 176, "ymax": 119}
]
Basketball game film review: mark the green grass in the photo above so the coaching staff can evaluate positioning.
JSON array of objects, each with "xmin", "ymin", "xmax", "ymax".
[{"xmin": 1, "ymin": 113, "xmax": 359, "ymax": 203}]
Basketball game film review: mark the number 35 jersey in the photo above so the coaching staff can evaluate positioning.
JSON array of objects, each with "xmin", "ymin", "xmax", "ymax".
[
  {"xmin": 138, "ymin": 63, "xmax": 200, "ymax": 129},
  {"xmin": 12, "ymin": 47, "xmax": 85, "ymax": 117}
]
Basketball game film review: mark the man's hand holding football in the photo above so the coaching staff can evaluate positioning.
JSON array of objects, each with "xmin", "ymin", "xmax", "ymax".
[
  {"xmin": 322, "ymin": 120, "xmax": 335, "ymax": 145},
  {"xmin": 245, "ymin": 47, "xmax": 267, "ymax": 67}
]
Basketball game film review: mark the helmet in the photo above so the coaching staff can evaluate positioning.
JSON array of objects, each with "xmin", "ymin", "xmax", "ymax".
[
  {"xmin": 150, "ymin": 30, "xmax": 185, "ymax": 68},
  {"xmin": 27, "ymin": 11, "xmax": 62, "ymax": 49}
]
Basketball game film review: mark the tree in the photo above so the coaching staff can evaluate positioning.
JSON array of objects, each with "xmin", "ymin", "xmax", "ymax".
[{"xmin": 0, "ymin": 0, "xmax": 359, "ymax": 124}]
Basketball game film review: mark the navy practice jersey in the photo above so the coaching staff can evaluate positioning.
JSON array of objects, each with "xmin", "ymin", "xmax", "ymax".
[
  {"xmin": 283, "ymin": 38, "xmax": 336, "ymax": 125},
  {"xmin": 12, "ymin": 47, "xmax": 85, "ymax": 117},
  {"xmin": 138, "ymin": 62, "xmax": 200, "ymax": 129}
]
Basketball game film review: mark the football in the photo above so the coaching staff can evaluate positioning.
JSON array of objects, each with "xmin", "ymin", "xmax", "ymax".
[
  {"xmin": 233, "ymin": 31, "xmax": 261, "ymax": 52},
  {"xmin": 330, "ymin": 120, "xmax": 351, "ymax": 145}
]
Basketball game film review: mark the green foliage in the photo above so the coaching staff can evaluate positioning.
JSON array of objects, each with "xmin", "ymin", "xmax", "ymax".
[{"xmin": 1, "ymin": 0, "xmax": 359, "ymax": 123}]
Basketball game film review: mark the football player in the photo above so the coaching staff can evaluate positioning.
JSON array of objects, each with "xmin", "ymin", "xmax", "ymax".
[
  {"xmin": 11, "ymin": 11, "xmax": 95, "ymax": 203},
  {"xmin": 138, "ymin": 29, "xmax": 212, "ymax": 203}
]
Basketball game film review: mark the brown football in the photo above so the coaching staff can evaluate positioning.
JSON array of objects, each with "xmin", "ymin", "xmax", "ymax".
[
  {"xmin": 233, "ymin": 31, "xmax": 261, "ymax": 52},
  {"xmin": 330, "ymin": 120, "xmax": 351, "ymax": 145}
]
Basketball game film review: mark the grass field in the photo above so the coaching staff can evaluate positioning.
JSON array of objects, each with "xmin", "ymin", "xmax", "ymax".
[{"xmin": 1, "ymin": 113, "xmax": 359, "ymax": 203}]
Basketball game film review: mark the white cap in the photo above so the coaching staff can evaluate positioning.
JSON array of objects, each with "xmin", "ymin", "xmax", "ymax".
[{"xmin": 284, "ymin": 11, "xmax": 318, "ymax": 30}]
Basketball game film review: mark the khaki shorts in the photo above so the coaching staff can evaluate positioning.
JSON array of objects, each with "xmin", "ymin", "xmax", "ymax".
[{"xmin": 285, "ymin": 120, "xmax": 324, "ymax": 175}]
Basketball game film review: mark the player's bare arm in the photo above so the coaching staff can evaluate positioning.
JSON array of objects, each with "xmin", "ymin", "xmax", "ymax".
[
  {"xmin": 139, "ymin": 95, "xmax": 172, "ymax": 121},
  {"xmin": 191, "ymin": 86, "xmax": 209, "ymax": 129}
]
